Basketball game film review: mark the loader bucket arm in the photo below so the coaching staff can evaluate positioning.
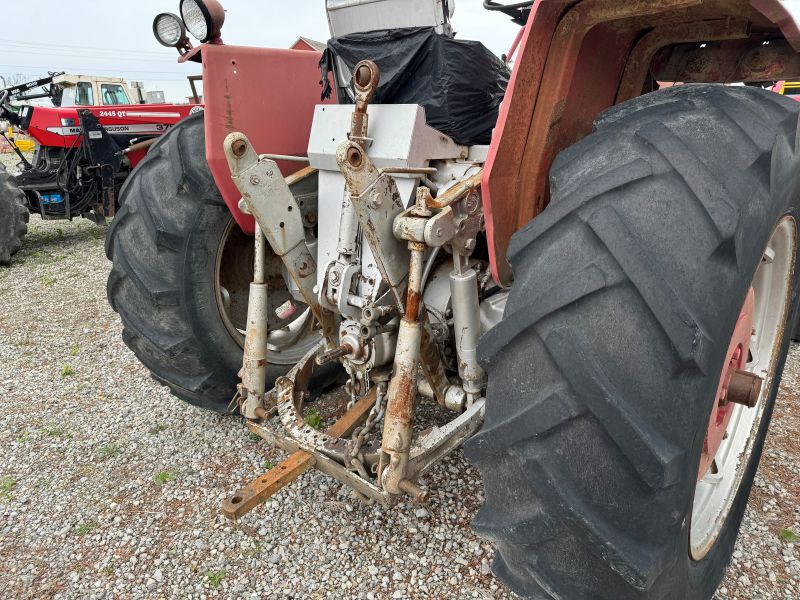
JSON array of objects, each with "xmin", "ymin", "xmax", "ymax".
[{"xmin": 484, "ymin": 0, "xmax": 800, "ymax": 286}]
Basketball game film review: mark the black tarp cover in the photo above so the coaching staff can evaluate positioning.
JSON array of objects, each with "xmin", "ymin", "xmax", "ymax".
[{"xmin": 322, "ymin": 27, "xmax": 510, "ymax": 146}]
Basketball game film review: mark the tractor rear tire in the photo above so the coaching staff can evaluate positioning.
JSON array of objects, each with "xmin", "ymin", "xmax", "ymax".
[
  {"xmin": 106, "ymin": 113, "xmax": 332, "ymax": 412},
  {"xmin": 466, "ymin": 85, "xmax": 800, "ymax": 599},
  {"xmin": 0, "ymin": 164, "xmax": 28, "ymax": 266}
]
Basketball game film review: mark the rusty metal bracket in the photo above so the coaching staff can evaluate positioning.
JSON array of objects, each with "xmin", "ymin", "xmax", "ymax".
[
  {"xmin": 652, "ymin": 37, "xmax": 800, "ymax": 83},
  {"xmin": 222, "ymin": 452, "xmax": 315, "ymax": 520},
  {"xmin": 350, "ymin": 59, "xmax": 380, "ymax": 146},
  {"xmin": 616, "ymin": 18, "xmax": 752, "ymax": 103}
]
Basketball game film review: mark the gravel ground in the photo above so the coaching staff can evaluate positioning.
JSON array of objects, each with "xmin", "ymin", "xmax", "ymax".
[
  {"xmin": 0, "ymin": 187, "xmax": 798, "ymax": 598},
  {"xmin": 1, "ymin": 152, "xmax": 26, "ymax": 172}
]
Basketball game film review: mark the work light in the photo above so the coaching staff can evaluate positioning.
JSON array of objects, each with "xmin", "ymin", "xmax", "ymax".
[
  {"xmin": 180, "ymin": 0, "xmax": 225, "ymax": 44},
  {"xmin": 153, "ymin": 13, "xmax": 186, "ymax": 48}
]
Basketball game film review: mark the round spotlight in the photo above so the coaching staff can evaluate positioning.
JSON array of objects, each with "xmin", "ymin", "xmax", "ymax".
[
  {"xmin": 180, "ymin": 0, "xmax": 225, "ymax": 44},
  {"xmin": 153, "ymin": 13, "xmax": 186, "ymax": 48}
]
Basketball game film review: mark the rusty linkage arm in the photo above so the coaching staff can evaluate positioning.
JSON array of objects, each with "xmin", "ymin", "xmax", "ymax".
[{"xmin": 350, "ymin": 60, "xmax": 379, "ymax": 146}]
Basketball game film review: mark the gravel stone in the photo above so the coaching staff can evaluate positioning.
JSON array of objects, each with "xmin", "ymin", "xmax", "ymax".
[{"xmin": 0, "ymin": 216, "xmax": 797, "ymax": 599}]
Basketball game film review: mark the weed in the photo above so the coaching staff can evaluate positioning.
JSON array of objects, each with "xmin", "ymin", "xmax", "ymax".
[
  {"xmin": 41, "ymin": 275, "xmax": 56, "ymax": 287},
  {"xmin": 149, "ymin": 424, "xmax": 167, "ymax": 435},
  {"xmin": 205, "ymin": 570, "xmax": 226, "ymax": 588},
  {"xmin": 74, "ymin": 521, "xmax": 99, "ymax": 535},
  {"xmin": 0, "ymin": 477, "xmax": 16, "ymax": 500},
  {"xmin": 779, "ymin": 529, "xmax": 800, "ymax": 543},
  {"xmin": 41, "ymin": 426, "xmax": 72, "ymax": 439},
  {"xmin": 69, "ymin": 345, "xmax": 80, "ymax": 357},
  {"xmin": 248, "ymin": 432, "xmax": 262, "ymax": 443},
  {"xmin": 264, "ymin": 461, "xmax": 274, "ymax": 470},
  {"xmin": 98, "ymin": 444, "xmax": 122, "ymax": 461},
  {"xmin": 243, "ymin": 544, "xmax": 262, "ymax": 558},
  {"xmin": 155, "ymin": 470, "xmax": 178, "ymax": 485},
  {"xmin": 305, "ymin": 408, "xmax": 323, "ymax": 430},
  {"xmin": 60, "ymin": 365, "xmax": 74, "ymax": 377}
]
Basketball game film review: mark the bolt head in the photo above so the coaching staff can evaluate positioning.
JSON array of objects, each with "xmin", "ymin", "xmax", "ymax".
[{"xmin": 250, "ymin": 174, "xmax": 261, "ymax": 185}]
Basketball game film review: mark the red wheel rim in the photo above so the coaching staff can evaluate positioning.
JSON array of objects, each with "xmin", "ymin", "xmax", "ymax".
[{"xmin": 698, "ymin": 288, "xmax": 755, "ymax": 480}]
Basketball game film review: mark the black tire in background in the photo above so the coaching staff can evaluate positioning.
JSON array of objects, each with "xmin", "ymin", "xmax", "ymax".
[
  {"xmin": 106, "ymin": 113, "xmax": 331, "ymax": 412},
  {"xmin": 466, "ymin": 85, "xmax": 800, "ymax": 599},
  {"xmin": 0, "ymin": 164, "xmax": 28, "ymax": 266}
]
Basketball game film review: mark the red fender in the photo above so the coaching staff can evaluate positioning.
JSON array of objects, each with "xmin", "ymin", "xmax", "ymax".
[{"xmin": 201, "ymin": 44, "xmax": 335, "ymax": 235}]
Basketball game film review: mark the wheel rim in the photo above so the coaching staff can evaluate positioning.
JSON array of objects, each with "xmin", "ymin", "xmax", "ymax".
[
  {"xmin": 214, "ymin": 218, "xmax": 319, "ymax": 365},
  {"xmin": 690, "ymin": 217, "xmax": 796, "ymax": 560}
]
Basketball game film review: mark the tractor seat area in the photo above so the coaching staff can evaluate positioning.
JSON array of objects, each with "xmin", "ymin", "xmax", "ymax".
[{"xmin": 323, "ymin": 26, "xmax": 510, "ymax": 146}]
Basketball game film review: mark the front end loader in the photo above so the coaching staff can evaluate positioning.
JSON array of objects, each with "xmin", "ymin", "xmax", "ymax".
[{"xmin": 107, "ymin": 1, "xmax": 800, "ymax": 598}]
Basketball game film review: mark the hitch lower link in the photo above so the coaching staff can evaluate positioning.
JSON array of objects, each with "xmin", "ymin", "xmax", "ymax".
[{"xmin": 220, "ymin": 60, "xmax": 486, "ymax": 519}]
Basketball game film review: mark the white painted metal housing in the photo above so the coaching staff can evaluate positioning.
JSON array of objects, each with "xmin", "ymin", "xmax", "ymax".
[{"xmin": 326, "ymin": 0, "xmax": 455, "ymax": 38}]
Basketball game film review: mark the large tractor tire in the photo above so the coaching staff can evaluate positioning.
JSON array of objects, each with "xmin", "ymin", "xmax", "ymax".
[
  {"xmin": 466, "ymin": 85, "xmax": 800, "ymax": 599},
  {"xmin": 106, "ymin": 113, "xmax": 328, "ymax": 412},
  {"xmin": 0, "ymin": 164, "xmax": 28, "ymax": 265}
]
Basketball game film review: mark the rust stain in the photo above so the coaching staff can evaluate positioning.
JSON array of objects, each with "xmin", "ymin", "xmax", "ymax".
[
  {"xmin": 405, "ymin": 290, "xmax": 422, "ymax": 322},
  {"xmin": 386, "ymin": 368, "xmax": 415, "ymax": 424}
]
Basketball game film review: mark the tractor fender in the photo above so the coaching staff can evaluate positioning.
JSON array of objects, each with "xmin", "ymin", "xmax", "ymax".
[
  {"xmin": 483, "ymin": 0, "xmax": 800, "ymax": 287},
  {"xmin": 200, "ymin": 44, "xmax": 336, "ymax": 236}
]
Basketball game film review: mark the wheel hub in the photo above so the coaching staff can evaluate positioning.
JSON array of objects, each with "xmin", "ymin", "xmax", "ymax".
[
  {"xmin": 214, "ymin": 217, "xmax": 318, "ymax": 365},
  {"xmin": 698, "ymin": 288, "xmax": 754, "ymax": 479}
]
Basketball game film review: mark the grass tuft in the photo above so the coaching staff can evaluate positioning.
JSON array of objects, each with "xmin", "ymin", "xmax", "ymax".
[
  {"xmin": 0, "ymin": 477, "xmax": 16, "ymax": 500},
  {"xmin": 154, "ymin": 470, "xmax": 178, "ymax": 485},
  {"xmin": 205, "ymin": 570, "xmax": 226, "ymax": 588},
  {"xmin": 779, "ymin": 529, "xmax": 800, "ymax": 543},
  {"xmin": 98, "ymin": 444, "xmax": 122, "ymax": 461},
  {"xmin": 74, "ymin": 521, "xmax": 99, "ymax": 535}
]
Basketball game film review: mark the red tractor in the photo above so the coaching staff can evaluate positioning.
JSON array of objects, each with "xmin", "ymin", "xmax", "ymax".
[
  {"xmin": 106, "ymin": 1, "xmax": 800, "ymax": 598},
  {"xmin": 0, "ymin": 73, "xmax": 199, "ymax": 265}
]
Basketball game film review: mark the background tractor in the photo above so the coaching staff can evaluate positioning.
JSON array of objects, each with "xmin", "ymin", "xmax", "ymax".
[
  {"xmin": 0, "ymin": 72, "xmax": 200, "ymax": 265},
  {"xmin": 106, "ymin": 1, "xmax": 800, "ymax": 598}
]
